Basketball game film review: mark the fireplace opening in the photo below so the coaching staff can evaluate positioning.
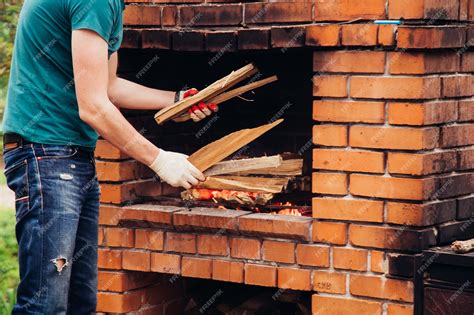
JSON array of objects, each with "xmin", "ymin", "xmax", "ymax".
[
  {"xmin": 118, "ymin": 49, "xmax": 313, "ymax": 215},
  {"xmin": 181, "ymin": 278, "xmax": 312, "ymax": 315}
]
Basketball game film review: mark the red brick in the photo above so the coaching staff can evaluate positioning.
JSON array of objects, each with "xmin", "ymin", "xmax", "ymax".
[
  {"xmin": 313, "ymin": 125, "xmax": 348, "ymax": 147},
  {"xmin": 350, "ymin": 174, "xmax": 436, "ymax": 200},
  {"xmin": 244, "ymin": 3, "xmax": 312, "ymax": 24},
  {"xmin": 96, "ymin": 160, "xmax": 150, "ymax": 182},
  {"xmin": 237, "ymin": 28, "xmax": 270, "ymax": 50},
  {"xmin": 313, "ymin": 75, "xmax": 348, "ymax": 97},
  {"xmin": 389, "ymin": 0, "xmax": 460, "ymax": 19},
  {"xmin": 105, "ymin": 227, "xmax": 135, "ymax": 248},
  {"xmin": 387, "ymin": 303, "xmax": 414, "ymax": 315},
  {"xmin": 277, "ymin": 267, "xmax": 311, "ymax": 291},
  {"xmin": 123, "ymin": 250, "xmax": 150, "ymax": 272},
  {"xmin": 230, "ymin": 238, "xmax": 261, "ymax": 259},
  {"xmin": 164, "ymin": 232, "xmax": 196, "ymax": 254},
  {"xmin": 98, "ymin": 248, "xmax": 122, "ymax": 270},
  {"xmin": 313, "ymin": 198, "xmax": 384, "ymax": 223},
  {"xmin": 205, "ymin": 31, "xmax": 236, "ymax": 53},
  {"xmin": 124, "ymin": 5, "xmax": 161, "ymax": 25},
  {"xmin": 98, "ymin": 227, "xmax": 104, "ymax": 246},
  {"xmin": 460, "ymin": 148, "xmax": 474, "ymax": 170},
  {"xmin": 314, "ymin": 0, "xmax": 386, "ymax": 21},
  {"xmin": 238, "ymin": 213, "xmax": 312, "ymax": 241},
  {"xmin": 173, "ymin": 208, "xmax": 244, "ymax": 232},
  {"xmin": 97, "ymin": 291, "xmax": 142, "ymax": 313},
  {"xmin": 312, "ymin": 221, "xmax": 348, "ymax": 245},
  {"xmin": 197, "ymin": 234, "xmax": 228, "ymax": 256},
  {"xmin": 306, "ymin": 25, "xmax": 340, "ymax": 46},
  {"xmin": 350, "ymin": 76, "xmax": 441, "ymax": 99},
  {"xmin": 98, "ymin": 271, "xmax": 160, "ymax": 293},
  {"xmin": 262, "ymin": 240, "xmax": 295, "ymax": 263},
  {"xmin": 378, "ymin": 24, "xmax": 396, "ymax": 46},
  {"xmin": 313, "ymin": 51, "xmax": 385, "ymax": 73},
  {"xmin": 388, "ymin": 101, "xmax": 457, "ymax": 125},
  {"xmin": 388, "ymin": 151, "xmax": 457, "ymax": 175},
  {"xmin": 442, "ymin": 75, "xmax": 474, "ymax": 97},
  {"xmin": 459, "ymin": 100, "xmax": 474, "ymax": 121},
  {"xmin": 244, "ymin": 264, "xmax": 277, "ymax": 287},
  {"xmin": 120, "ymin": 204, "xmax": 178, "ymax": 226},
  {"xmin": 350, "ymin": 274, "xmax": 414, "ymax": 302},
  {"xmin": 135, "ymin": 229, "xmax": 164, "ymax": 251},
  {"xmin": 388, "ymin": 52, "xmax": 460, "ymax": 74},
  {"xmin": 271, "ymin": 26, "xmax": 305, "ymax": 50},
  {"xmin": 397, "ymin": 26, "xmax": 466, "ymax": 49},
  {"xmin": 441, "ymin": 124, "xmax": 474, "ymax": 147},
  {"xmin": 162, "ymin": 6, "xmax": 177, "ymax": 26},
  {"xmin": 313, "ymin": 149, "xmax": 385, "ymax": 173},
  {"xmin": 341, "ymin": 24, "xmax": 378, "ymax": 46},
  {"xmin": 142, "ymin": 29, "xmax": 172, "ymax": 49},
  {"xmin": 312, "ymin": 271, "xmax": 346, "ymax": 294},
  {"xmin": 100, "ymin": 182, "xmax": 137, "ymax": 204},
  {"xmin": 333, "ymin": 247, "xmax": 368, "ymax": 271},
  {"xmin": 181, "ymin": 257, "xmax": 212, "ymax": 279},
  {"xmin": 179, "ymin": 5, "xmax": 242, "ymax": 26},
  {"xmin": 349, "ymin": 224, "xmax": 436, "ymax": 251},
  {"xmin": 150, "ymin": 252, "xmax": 181, "ymax": 274},
  {"xmin": 349, "ymin": 126, "xmax": 439, "ymax": 150},
  {"xmin": 312, "ymin": 296, "xmax": 382, "ymax": 314},
  {"xmin": 312, "ymin": 172, "xmax": 348, "ymax": 195},
  {"xmin": 296, "ymin": 244, "xmax": 330, "ymax": 267},
  {"xmin": 212, "ymin": 260, "xmax": 244, "ymax": 283},
  {"xmin": 313, "ymin": 100, "xmax": 384, "ymax": 123},
  {"xmin": 371, "ymin": 251, "xmax": 386, "ymax": 273},
  {"xmin": 461, "ymin": 52, "xmax": 474, "ymax": 72},
  {"xmin": 96, "ymin": 139, "xmax": 128, "ymax": 160},
  {"xmin": 386, "ymin": 201, "xmax": 456, "ymax": 226}
]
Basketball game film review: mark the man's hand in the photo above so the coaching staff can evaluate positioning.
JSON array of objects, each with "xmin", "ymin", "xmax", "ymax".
[
  {"xmin": 175, "ymin": 88, "xmax": 219, "ymax": 122},
  {"xmin": 149, "ymin": 149, "xmax": 205, "ymax": 189}
]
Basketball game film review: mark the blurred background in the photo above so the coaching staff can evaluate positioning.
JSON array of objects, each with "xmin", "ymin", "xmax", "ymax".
[{"xmin": 0, "ymin": 1, "xmax": 22, "ymax": 314}]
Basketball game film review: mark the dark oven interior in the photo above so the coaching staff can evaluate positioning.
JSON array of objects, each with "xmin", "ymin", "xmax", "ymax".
[{"xmin": 118, "ymin": 48, "xmax": 313, "ymax": 215}]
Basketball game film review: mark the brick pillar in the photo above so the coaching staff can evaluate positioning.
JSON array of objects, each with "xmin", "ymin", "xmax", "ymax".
[{"xmin": 310, "ymin": 13, "xmax": 474, "ymax": 315}]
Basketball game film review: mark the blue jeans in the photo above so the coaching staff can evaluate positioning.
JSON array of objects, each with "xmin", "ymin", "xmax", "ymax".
[{"xmin": 3, "ymin": 143, "xmax": 100, "ymax": 314}]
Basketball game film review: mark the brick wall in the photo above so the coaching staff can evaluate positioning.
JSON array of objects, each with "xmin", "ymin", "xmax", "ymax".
[{"xmin": 95, "ymin": 0, "xmax": 474, "ymax": 314}]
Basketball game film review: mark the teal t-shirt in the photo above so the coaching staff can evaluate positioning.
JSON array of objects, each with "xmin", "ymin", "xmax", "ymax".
[{"xmin": 2, "ymin": 0, "xmax": 124, "ymax": 148}]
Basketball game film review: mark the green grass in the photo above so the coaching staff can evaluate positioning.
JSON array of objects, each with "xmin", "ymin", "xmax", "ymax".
[{"xmin": 0, "ymin": 209, "xmax": 18, "ymax": 314}]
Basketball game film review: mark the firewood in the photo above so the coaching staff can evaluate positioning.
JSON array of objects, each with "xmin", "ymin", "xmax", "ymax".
[
  {"xmin": 188, "ymin": 119, "xmax": 284, "ymax": 172},
  {"xmin": 197, "ymin": 175, "xmax": 289, "ymax": 193},
  {"xmin": 204, "ymin": 155, "xmax": 283, "ymax": 176},
  {"xmin": 172, "ymin": 75, "xmax": 278, "ymax": 122},
  {"xmin": 154, "ymin": 64, "xmax": 257, "ymax": 125},
  {"xmin": 237, "ymin": 158, "xmax": 303, "ymax": 176},
  {"xmin": 181, "ymin": 188, "xmax": 274, "ymax": 206},
  {"xmin": 451, "ymin": 238, "xmax": 474, "ymax": 253}
]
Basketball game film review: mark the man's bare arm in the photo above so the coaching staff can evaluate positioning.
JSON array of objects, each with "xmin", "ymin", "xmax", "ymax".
[{"xmin": 107, "ymin": 53, "xmax": 175, "ymax": 110}]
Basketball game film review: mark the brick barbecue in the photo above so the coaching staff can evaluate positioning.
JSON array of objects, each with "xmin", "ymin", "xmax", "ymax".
[{"xmin": 96, "ymin": 1, "xmax": 474, "ymax": 314}]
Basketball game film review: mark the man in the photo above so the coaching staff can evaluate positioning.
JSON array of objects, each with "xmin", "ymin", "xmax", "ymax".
[{"xmin": 2, "ymin": 0, "xmax": 217, "ymax": 313}]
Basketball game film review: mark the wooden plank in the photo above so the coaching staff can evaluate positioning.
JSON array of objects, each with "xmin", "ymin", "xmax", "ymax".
[
  {"xmin": 154, "ymin": 63, "xmax": 257, "ymax": 125},
  {"xmin": 204, "ymin": 155, "xmax": 283, "ymax": 176},
  {"xmin": 197, "ymin": 176, "xmax": 289, "ymax": 193},
  {"xmin": 172, "ymin": 75, "xmax": 278, "ymax": 122},
  {"xmin": 188, "ymin": 119, "xmax": 284, "ymax": 172}
]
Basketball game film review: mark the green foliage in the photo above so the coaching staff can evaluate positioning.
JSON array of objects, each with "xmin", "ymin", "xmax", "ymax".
[
  {"xmin": 0, "ymin": 0, "xmax": 23, "ymax": 121},
  {"xmin": 0, "ymin": 209, "xmax": 18, "ymax": 313}
]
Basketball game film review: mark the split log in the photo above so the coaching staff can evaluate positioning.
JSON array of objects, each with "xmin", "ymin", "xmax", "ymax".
[
  {"xmin": 204, "ymin": 155, "xmax": 283, "ymax": 176},
  {"xmin": 181, "ymin": 189, "xmax": 274, "ymax": 206},
  {"xmin": 451, "ymin": 238, "xmax": 474, "ymax": 253},
  {"xmin": 188, "ymin": 119, "xmax": 283, "ymax": 172},
  {"xmin": 197, "ymin": 176, "xmax": 289, "ymax": 193},
  {"xmin": 154, "ymin": 64, "xmax": 257, "ymax": 125},
  {"xmin": 172, "ymin": 75, "xmax": 278, "ymax": 122},
  {"xmin": 238, "ymin": 158, "xmax": 303, "ymax": 176}
]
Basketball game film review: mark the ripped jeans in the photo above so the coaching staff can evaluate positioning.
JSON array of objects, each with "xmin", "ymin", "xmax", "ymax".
[{"xmin": 3, "ymin": 143, "xmax": 100, "ymax": 314}]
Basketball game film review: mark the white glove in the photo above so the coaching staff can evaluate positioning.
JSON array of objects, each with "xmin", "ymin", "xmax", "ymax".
[{"xmin": 149, "ymin": 149, "xmax": 205, "ymax": 189}]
